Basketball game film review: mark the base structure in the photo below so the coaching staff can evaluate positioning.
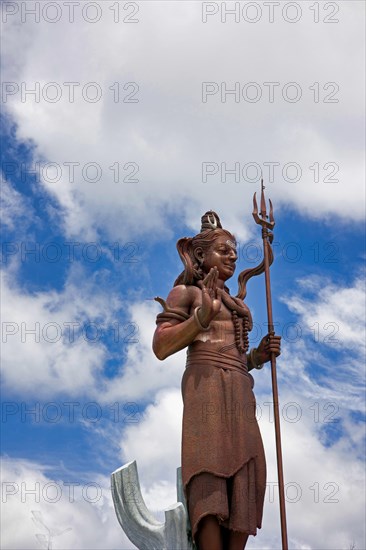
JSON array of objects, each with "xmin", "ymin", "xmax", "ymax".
[{"xmin": 111, "ymin": 461, "xmax": 194, "ymax": 550}]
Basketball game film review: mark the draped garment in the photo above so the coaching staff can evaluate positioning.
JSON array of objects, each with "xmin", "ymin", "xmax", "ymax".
[{"xmin": 181, "ymin": 349, "xmax": 266, "ymax": 539}]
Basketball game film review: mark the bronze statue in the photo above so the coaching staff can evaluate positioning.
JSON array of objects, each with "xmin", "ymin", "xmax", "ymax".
[{"xmin": 153, "ymin": 210, "xmax": 281, "ymax": 550}]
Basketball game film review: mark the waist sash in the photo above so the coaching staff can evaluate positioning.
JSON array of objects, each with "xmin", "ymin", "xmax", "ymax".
[{"xmin": 186, "ymin": 349, "xmax": 249, "ymax": 378}]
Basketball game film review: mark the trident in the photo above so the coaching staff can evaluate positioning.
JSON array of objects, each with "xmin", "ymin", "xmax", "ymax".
[{"xmin": 253, "ymin": 179, "xmax": 289, "ymax": 550}]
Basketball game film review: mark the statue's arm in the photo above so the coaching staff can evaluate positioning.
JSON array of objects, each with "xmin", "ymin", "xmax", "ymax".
[{"xmin": 153, "ymin": 285, "xmax": 201, "ymax": 361}]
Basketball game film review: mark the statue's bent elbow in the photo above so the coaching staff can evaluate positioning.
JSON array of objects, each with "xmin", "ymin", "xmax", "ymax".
[{"xmin": 152, "ymin": 337, "xmax": 167, "ymax": 361}]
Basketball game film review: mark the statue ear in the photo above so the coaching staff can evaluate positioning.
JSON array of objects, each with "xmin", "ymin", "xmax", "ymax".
[{"xmin": 194, "ymin": 247, "xmax": 204, "ymax": 265}]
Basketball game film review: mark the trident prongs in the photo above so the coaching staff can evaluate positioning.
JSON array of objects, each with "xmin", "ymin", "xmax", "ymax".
[{"xmin": 252, "ymin": 178, "xmax": 275, "ymax": 230}]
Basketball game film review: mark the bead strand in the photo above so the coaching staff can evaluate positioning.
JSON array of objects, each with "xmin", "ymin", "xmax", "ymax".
[
  {"xmin": 231, "ymin": 309, "xmax": 250, "ymax": 354},
  {"xmin": 242, "ymin": 317, "xmax": 250, "ymax": 353}
]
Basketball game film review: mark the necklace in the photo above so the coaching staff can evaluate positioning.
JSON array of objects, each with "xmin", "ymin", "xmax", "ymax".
[{"xmin": 232, "ymin": 310, "xmax": 250, "ymax": 354}]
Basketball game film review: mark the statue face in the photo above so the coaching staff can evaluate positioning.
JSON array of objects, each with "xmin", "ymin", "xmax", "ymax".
[{"xmin": 201, "ymin": 235, "xmax": 237, "ymax": 280}]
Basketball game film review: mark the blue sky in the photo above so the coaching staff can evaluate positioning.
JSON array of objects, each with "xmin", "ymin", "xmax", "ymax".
[{"xmin": 1, "ymin": 2, "xmax": 365, "ymax": 549}]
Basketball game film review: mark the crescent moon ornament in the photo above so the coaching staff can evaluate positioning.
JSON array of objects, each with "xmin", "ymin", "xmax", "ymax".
[{"xmin": 207, "ymin": 212, "xmax": 217, "ymax": 229}]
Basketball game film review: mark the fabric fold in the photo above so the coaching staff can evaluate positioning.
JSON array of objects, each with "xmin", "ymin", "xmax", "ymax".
[{"xmin": 181, "ymin": 349, "xmax": 266, "ymax": 539}]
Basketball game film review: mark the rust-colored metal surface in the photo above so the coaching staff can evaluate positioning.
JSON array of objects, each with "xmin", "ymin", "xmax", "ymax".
[
  {"xmin": 153, "ymin": 201, "xmax": 284, "ymax": 550},
  {"xmin": 253, "ymin": 180, "xmax": 288, "ymax": 550}
]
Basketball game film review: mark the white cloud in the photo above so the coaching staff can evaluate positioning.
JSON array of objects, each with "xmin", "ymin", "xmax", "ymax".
[
  {"xmin": 0, "ymin": 458, "xmax": 134, "ymax": 550},
  {"xmin": 280, "ymin": 274, "xmax": 366, "ymax": 410},
  {"xmin": 285, "ymin": 275, "xmax": 365, "ymax": 352},
  {"xmin": 0, "ymin": 266, "xmax": 120, "ymax": 397},
  {"xmin": 0, "ymin": 177, "xmax": 34, "ymax": 233},
  {"xmin": 120, "ymin": 389, "xmax": 183, "ymax": 488},
  {"xmin": 1, "ymin": 5, "xmax": 365, "ymax": 548},
  {"xmin": 101, "ymin": 300, "xmax": 187, "ymax": 403},
  {"xmin": 257, "ymin": 400, "xmax": 365, "ymax": 549},
  {"xmin": 1, "ymin": 2, "xmax": 364, "ymax": 243},
  {"xmin": 1, "ymin": 267, "xmax": 187, "ymax": 402}
]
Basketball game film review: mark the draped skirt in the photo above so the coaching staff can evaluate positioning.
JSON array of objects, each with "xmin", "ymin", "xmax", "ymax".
[{"xmin": 181, "ymin": 350, "xmax": 266, "ymax": 540}]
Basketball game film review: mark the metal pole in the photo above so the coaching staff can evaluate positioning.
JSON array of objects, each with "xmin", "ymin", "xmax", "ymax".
[
  {"xmin": 262, "ymin": 227, "xmax": 288, "ymax": 550},
  {"xmin": 253, "ymin": 180, "xmax": 288, "ymax": 549}
]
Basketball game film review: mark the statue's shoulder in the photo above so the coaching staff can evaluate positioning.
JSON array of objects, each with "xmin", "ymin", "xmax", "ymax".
[{"xmin": 166, "ymin": 284, "xmax": 199, "ymax": 310}]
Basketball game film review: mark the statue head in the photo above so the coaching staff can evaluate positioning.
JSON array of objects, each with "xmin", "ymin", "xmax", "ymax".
[{"xmin": 174, "ymin": 211, "xmax": 237, "ymax": 286}]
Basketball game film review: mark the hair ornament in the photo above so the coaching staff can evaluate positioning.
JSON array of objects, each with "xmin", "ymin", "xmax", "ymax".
[{"xmin": 200, "ymin": 211, "xmax": 222, "ymax": 232}]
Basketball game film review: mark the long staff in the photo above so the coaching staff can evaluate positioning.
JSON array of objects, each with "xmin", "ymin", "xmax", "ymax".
[{"xmin": 253, "ymin": 180, "xmax": 288, "ymax": 550}]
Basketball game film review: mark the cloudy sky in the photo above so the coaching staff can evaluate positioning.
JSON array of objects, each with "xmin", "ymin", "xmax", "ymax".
[{"xmin": 1, "ymin": 1, "xmax": 365, "ymax": 549}]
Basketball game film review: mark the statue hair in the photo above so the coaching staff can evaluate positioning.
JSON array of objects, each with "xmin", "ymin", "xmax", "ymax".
[{"xmin": 174, "ymin": 228, "xmax": 235, "ymax": 287}]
